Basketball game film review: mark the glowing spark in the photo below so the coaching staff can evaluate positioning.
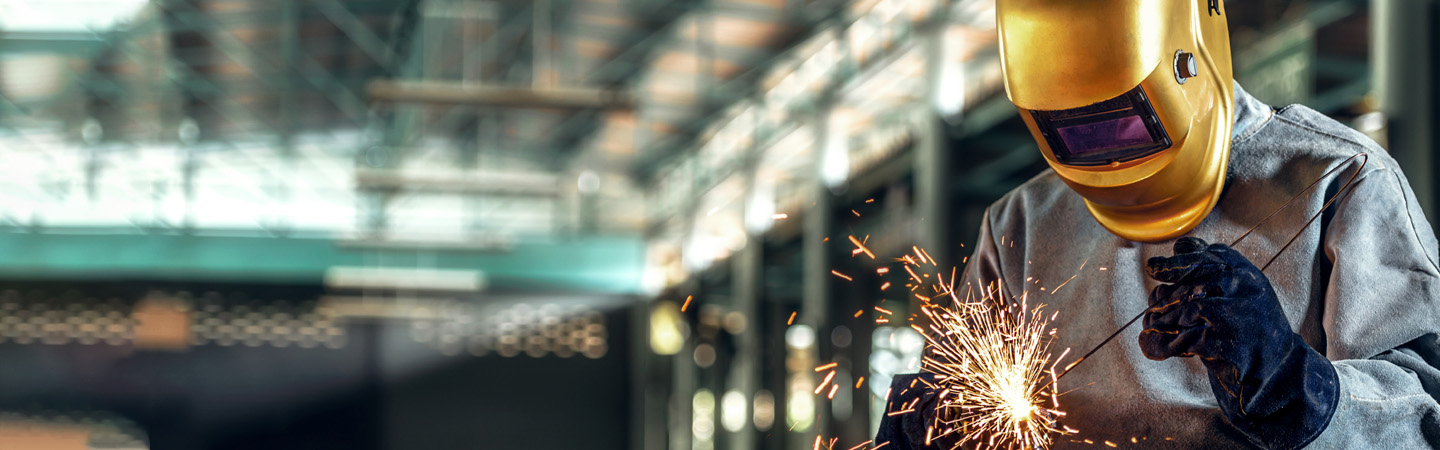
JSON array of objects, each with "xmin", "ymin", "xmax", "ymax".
[
  {"xmin": 788, "ymin": 311, "xmax": 797, "ymax": 325},
  {"xmin": 881, "ymin": 282, "xmax": 891, "ymax": 291},
  {"xmin": 849, "ymin": 235, "xmax": 876, "ymax": 259},
  {"xmin": 831, "ymin": 270, "xmax": 853, "ymax": 281},
  {"xmin": 856, "ymin": 376, "xmax": 865, "ymax": 388},
  {"xmin": 828, "ymin": 384, "xmax": 839, "ymax": 399},
  {"xmin": 866, "ymin": 198, "xmax": 875, "ymax": 203},
  {"xmin": 874, "ymin": 442, "xmax": 891, "ymax": 449},
  {"xmin": 908, "ymin": 255, "xmax": 1071, "ymax": 449},
  {"xmin": 1104, "ymin": 441, "xmax": 1117, "ymax": 447},
  {"xmin": 855, "ymin": 310, "xmax": 864, "ymax": 318},
  {"xmin": 816, "ymin": 371, "xmax": 836, "ymax": 394},
  {"xmin": 877, "ymin": 267, "xmax": 890, "ymax": 275},
  {"xmin": 848, "ymin": 440, "xmax": 872, "ymax": 450},
  {"xmin": 773, "ymin": 213, "xmax": 789, "ymax": 219},
  {"xmin": 816, "ymin": 362, "xmax": 838, "ymax": 372},
  {"xmin": 852, "ymin": 209, "xmax": 861, "ymax": 217},
  {"xmin": 681, "ymin": 295, "xmax": 693, "ymax": 312},
  {"xmin": 874, "ymin": 306, "xmax": 893, "ymax": 316}
]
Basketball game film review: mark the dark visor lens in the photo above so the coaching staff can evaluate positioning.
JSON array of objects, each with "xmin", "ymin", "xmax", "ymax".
[
  {"xmin": 1029, "ymin": 85, "xmax": 1171, "ymax": 166},
  {"xmin": 1056, "ymin": 115, "xmax": 1153, "ymax": 154}
]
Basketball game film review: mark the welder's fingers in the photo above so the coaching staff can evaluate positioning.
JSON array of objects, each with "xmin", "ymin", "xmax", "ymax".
[
  {"xmin": 1149, "ymin": 285, "xmax": 1215, "ymax": 326},
  {"xmin": 1138, "ymin": 323, "xmax": 1206, "ymax": 361},
  {"xmin": 1146, "ymin": 251, "xmax": 1229, "ymax": 284},
  {"xmin": 1140, "ymin": 283, "xmax": 1221, "ymax": 360},
  {"xmin": 1173, "ymin": 236, "xmax": 1210, "ymax": 254}
]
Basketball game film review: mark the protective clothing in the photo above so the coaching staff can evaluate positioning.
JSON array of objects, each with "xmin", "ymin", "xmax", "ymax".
[
  {"xmin": 874, "ymin": 373, "xmax": 949, "ymax": 449},
  {"xmin": 1142, "ymin": 237, "xmax": 1339, "ymax": 449},
  {"xmin": 877, "ymin": 84, "xmax": 1440, "ymax": 449},
  {"xmin": 998, "ymin": 0, "xmax": 1234, "ymax": 242}
]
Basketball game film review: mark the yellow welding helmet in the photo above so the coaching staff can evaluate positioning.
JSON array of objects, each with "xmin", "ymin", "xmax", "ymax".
[{"xmin": 997, "ymin": 0, "xmax": 1234, "ymax": 242}]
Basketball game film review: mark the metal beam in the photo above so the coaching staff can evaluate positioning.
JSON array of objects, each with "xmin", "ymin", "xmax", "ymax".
[
  {"xmin": 313, "ymin": 0, "xmax": 399, "ymax": 71},
  {"xmin": 355, "ymin": 168, "xmax": 560, "ymax": 196},
  {"xmin": 367, "ymin": 80, "xmax": 634, "ymax": 109}
]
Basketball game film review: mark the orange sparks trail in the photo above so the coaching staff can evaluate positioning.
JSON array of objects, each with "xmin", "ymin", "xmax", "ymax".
[
  {"xmin": 828, "ymin": 384, "xmax": 839, "ymax": 399},
  {"xmin": 680, "ymin": 295, "xmax": 692, "ymax": 312},
  {"xmin": 815, "ymin": 362, "xmax": 838, "ymax": 372},
  {"xmin": 874, "ymin": 306, "xmax": 893, "ymax": 316},
  {"xmin": 880, "ymin": 282, "xmax": 891, "ymax": 291},
  {"xmin": 848, "ymin": 440, "xmax": 872, "ymax": 450},
  {"xmin": 889, "ymin": 245, "xmax": 1073, "ymax": 450},
  {"xmin": 849, "ymin": 235, "xmax": 876, "ymax": 259},
  {"xmin": 773, "ymin": 213, "xmax": 789, "ymax": 219},
  {"xmin": 788, "ymin": 311, "xmax": 797, "ymax": 325},
  {"xmin": 815, "ymin": 371, "xmax": 836, "ymax": 394},
  {"xmin": 856, "ymin": 376, "xmax": 865, "ymax": 388},
  {"xmin": 852, "ymin": 209, "xmax": 861, "ymax": 217},
  {"xmin": 854, "ymin": 310, "xmax": 864, "ymax": 318},
  {"xmin": 831, "ymin": 270, "xmax": 853, "ymax": 281},
  {"xmin": 877, "ymin": 267, "xmax": 890, "ymax": 275}
]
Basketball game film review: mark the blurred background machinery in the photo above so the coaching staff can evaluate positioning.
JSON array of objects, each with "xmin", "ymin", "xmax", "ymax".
[{"xmin": 0, "ymin": 0, "xmax": 1429, "ymax": 449}]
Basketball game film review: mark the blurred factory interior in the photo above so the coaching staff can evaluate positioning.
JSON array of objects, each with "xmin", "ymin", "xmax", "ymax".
[{"xmin": 0, "ymin": 0, "xmax": 1431, "ymax": 448}]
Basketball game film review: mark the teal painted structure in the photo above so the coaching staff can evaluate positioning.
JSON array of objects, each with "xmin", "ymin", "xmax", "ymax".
[{"xmin": 0, "ymin": 232, "xmax": 646, "ymax": 293}]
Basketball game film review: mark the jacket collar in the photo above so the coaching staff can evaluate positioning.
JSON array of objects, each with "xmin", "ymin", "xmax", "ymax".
[{"xmin": 1232, "ymin": 81, "xmax": 1273, "ymax": 141}]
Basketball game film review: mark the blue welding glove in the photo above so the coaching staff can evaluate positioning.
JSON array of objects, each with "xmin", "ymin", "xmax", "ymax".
[
  {"xmin": 1139, "ymin": 237, "xmax": 1339, "ymax": 450},
  {"xmin": 874, "ymin": 372, "xmax": 947, "ymax": 450}
]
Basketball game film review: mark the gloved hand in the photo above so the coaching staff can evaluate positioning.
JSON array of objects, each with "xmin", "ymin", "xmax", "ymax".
[
  {"xmin": 874, "ymin": 372, "xmax": 948, "ymax": 449},
  {"xmin": 1140, "ymin": 237, "xmax": 1339, "ymax": 450}
]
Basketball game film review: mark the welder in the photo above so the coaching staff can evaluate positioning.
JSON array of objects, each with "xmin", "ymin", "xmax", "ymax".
[{"xmin": 878, "ymin": 0, "xmax": 1440, "ymax": 448}]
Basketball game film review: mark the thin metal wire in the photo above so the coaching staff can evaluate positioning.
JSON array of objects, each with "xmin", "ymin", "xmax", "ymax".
[{"xmin": 1050, "ymin": 153, "xmax": 1369, "ymax": 383}]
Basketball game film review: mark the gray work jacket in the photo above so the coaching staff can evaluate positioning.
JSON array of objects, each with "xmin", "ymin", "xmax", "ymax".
[{"xmin": 959, "ymin": 83, "xmax": 1440, "ymax": 448}]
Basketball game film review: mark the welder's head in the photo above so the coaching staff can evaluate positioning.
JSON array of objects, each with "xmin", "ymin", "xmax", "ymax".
[{"xmin": 998, "ymin": 0, "xmax": 1234, "ymax": 242}]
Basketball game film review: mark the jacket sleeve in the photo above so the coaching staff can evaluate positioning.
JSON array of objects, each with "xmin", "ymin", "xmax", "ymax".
[{"xmin": 1309, "ymin": 167, "xmax": 1440, "ymax": 448}]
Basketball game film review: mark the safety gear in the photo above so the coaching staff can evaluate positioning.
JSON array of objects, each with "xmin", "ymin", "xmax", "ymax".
[
  {"xmin": 938, "ymin": 84, "xmax": 1440, "ymax": 448},
  {"xmin": 997, "ymin": 0, "xmax": 1235, "ymax": 242},
  {"xmin": 874, "ymin": 373, "xmax": 949, "ymax": 450},
  {"xmin": 1141, "ymin": 237, "xmax": 1339, "ymax": 449}
]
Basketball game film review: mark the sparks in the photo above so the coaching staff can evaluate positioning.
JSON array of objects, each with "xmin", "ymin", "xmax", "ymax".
[
  {"xmin": 895, "ymin": 249, "xmax": 1071, "ymax": 449},
  {"xmin": 773, "ymin": 213, "xmax": 789, "ymax": 219},
  {"xmin": 681, "ymin": 295, "xmax": 693, "ymax": 312},
  {"xmin": 831, "ymin": 270, "xmax": 853, "ymax": 281},
  {"xmin": 788, "ymin": 311, "xmax": 797, "ymax": 325},
  {"xmin": 815, "ymin": 370, "xmax": 836, "ymax": 394},
  {"xmin": 815, "ymin": 362, "xmax": 839, "ymax": 372},
  {"xmin": 849, "ymin": 235, "xmax": 877, "ymax": 259}
]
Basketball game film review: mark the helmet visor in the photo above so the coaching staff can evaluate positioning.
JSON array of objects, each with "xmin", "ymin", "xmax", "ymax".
[{"xmin": 1029, "ymin": 85, "xmax": 1172, "ymax": 166}]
